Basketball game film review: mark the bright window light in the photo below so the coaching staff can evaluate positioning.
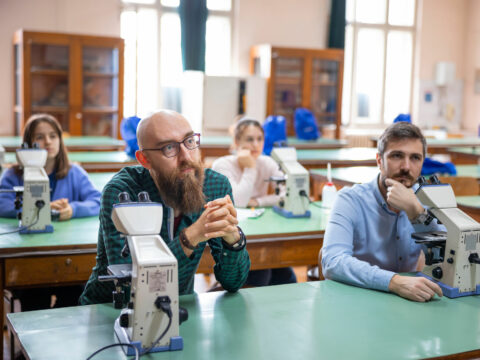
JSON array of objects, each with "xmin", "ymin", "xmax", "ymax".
[
  {"xmin": 207, "ymin": 0, "xmax": 231, "ymax": 11},
  {"xmin": 355, "ymin": 0, "xmax": 386, "ymax": 24},
  {"xmin": 120, "ymin": 10, "xmax": 137, "ymax": 117},
  {"xmin": 206, "ymin": 15, "xmax": 231, "ymax": 75},
  {"xmin": 160, "ymin": 13, "xmax": 183, "ymax": 87}
]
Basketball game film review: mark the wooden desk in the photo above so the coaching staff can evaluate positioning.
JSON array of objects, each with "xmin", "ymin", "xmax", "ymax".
[
  {"xmin": 0, "ymin": 203, "xmax": 327, "ymax": 354},
  {"xmin": 457, "ymin": 196, "xmax": 480, "ymax": 222},
  {"xmin": 447, "ymin": 147, "xmax": 480, "ymax": 165},
  {"xmin": 8, "ymin": 280, "xmax": 480, "ymax": 360},
  {"xmin": 296, "ymin": 147, "xmax": 378, "ymax": 169},
  {"xmin": 200, "ymin": 136, "xmax": 347, "ymax": 159},
  {"xmin": 310, "ymin": 164, "xmax": 480, "ymax": 189},
  {"xmin": 5, "ymin": 151, "xmax": 137, "ymax": 172},
  {"xmin": 0, "ymin": 136, "xmax": 125, "ymax": 152},
  {"xmin": 371, "ymin": 137, "xmax": 480, "ymax": 154}
]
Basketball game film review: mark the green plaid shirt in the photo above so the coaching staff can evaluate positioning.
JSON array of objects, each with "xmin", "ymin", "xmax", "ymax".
[{"xmin": 79, "ymin": 166, "xmax": 250, "ymax": 305}]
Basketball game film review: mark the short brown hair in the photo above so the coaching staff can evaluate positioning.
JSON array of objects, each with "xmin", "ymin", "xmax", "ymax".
[
  {"xmin": 234, "ymin": 118, "xmax": 264, "ymax": 143},
  {"xmin": 16, "ymin": 114, "xmax": 70, "ymax": 179},
  {"xmin": 377, "ymin": 122, "xmax": 427, "ymax": 158}
]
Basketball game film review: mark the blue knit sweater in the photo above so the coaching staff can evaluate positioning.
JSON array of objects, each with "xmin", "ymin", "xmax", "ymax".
[{"xmin": 0, "ymin": 164, "xmax": 100, "ymax": 218}]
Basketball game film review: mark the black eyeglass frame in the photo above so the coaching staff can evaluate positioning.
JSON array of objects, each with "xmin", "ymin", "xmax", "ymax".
[{"xmin": 141, "ymin": 133, "xmax": 201, "ymax": 158}]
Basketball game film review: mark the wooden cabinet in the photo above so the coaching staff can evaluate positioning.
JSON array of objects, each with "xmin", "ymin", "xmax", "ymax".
[
  {"xmin": 13, "ymin": 30, "xmax": 124, "ymax": 138},
  {"xmin": 250, "ymin": 45, "xmax": 344, "ymax": 138}
]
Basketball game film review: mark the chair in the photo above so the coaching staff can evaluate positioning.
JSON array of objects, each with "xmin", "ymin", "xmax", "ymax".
[
  {"xmin": 437, "ymin": 176, "xmax": 480, "ymax": 196},
  {"xmin": 306, "ymin": 248, "xmax": 325, "ymax": 281}
]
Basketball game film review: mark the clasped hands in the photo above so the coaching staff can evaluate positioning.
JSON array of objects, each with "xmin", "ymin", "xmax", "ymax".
[
  {"xmin": 184, "ymin": 194, "xmax": 240, "ymax": 249},
  {"xmin": 50, "ymin": 198, "xmax": 73, "ymax": 221}
]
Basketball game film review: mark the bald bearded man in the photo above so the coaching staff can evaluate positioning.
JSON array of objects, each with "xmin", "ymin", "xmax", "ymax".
[{"xmin": 80, "ymin": 110, "xmax": 250, "ymax": 304}]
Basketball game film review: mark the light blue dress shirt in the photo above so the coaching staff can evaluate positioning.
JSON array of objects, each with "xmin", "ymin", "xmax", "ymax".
[{"xmin": 321, "ymin": 175, "xmax": 444, "ymax": 292}]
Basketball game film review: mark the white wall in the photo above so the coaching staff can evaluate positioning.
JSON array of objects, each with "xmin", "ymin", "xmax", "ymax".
[
  {"xmin": 233, "ymin": 0, "xmax": 331, "ymax": 75},
  {"xmin": 463, "ymin": 0, "xmax": 480, "ymax": 133},
  {"xmin": 0, "ymin": 0, "xmax": 121, "ymax": 135}
]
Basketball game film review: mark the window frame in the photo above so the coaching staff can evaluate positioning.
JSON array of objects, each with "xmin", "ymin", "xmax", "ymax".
[
  {"xmin": 344, "ymin": 0, "xmax": 417, "ymax": 128},
  {"xmin": 120, "ymin": 0, "xmax": 235, "ymax": 116}
]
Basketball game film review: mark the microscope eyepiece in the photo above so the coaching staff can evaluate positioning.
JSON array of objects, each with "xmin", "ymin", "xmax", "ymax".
[
  {"xmin": 32, "ymin": 142, "xmax": 40, "ymax": 149},
  {"xmin": 417, "ymin": 176, "xmax": 427, "ymax": 186},
  {"xmin": 138, "ymin": 191, "xmax": 151, "ymax": 202},
  {"xmin": 429, "ymin": 175, "xmax": 441, "ymax": 185},
  {"xmin": 118, "ymin": 192, "xmax": 131, "ymax": 203},
  {"xmin": 21, "ymin": 142, "xmax": 29, "ymax": 149}
]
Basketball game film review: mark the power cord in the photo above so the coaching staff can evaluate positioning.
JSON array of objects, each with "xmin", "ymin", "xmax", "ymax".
[
  {"xmin": 0, "ymin": 204, "xmax": 42, "ymax": 236},
  {"xmin": 299, "ymin": 190, "xmax": 327, "ymax": 209},
  {"xmin": 86, "ymin": 343, "xmax": 139, "ymax": 360},
  {"xmin": 86, "ymin": 296, "xmax": 173, "ymax": 359}
]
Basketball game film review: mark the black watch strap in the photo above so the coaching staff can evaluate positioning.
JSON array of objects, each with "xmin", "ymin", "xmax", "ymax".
[{"xmin": 222, "ymin": 226, "xmax": 246, "ymax": 252}]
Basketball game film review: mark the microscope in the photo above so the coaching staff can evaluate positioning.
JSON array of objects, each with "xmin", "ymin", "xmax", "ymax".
[
  {"xmin": 99, "ymin": 191, "xmax": 187, "ymax": 356},
  {"xmin": 413, "ymin": 175, "xmax": 480, "ymax": 298},
  {"xmin": 270, "ymin": 147, "xmax": 311, "ymax": 218},
  {"xmin": 15, "ymin": 144, "xmax": 53, "ymax": 233}
]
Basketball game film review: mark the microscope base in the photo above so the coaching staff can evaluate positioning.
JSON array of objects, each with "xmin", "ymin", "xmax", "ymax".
[
  {"xmin": 417, "ymin": 272, "xmax": 480, "ymax": 298},
  {"xmin": 114, "ymin": 318, "xmax": 183, "ymax": 355},
  {"xmin": 273, "ymin": 206, "xmax": 311, "ymax": 218},
  {"xmin": 19, "ymin": 224, "xmax": 53, "ymax": 234}
]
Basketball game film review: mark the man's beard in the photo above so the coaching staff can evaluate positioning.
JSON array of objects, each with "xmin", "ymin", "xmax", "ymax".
[
  {"xmin": 381, "ymin": 169, "xmax": 416, "ymax": 189},
  {"xmin": 152, "ymin": 160, "xmax": 205, "ymax": 214}
]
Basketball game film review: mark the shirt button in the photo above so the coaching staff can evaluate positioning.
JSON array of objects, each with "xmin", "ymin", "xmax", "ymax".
[
  {"xmin": 396, "ymin": 236, "xmax": 400, "ymax": 240},
  {"xmin": 399, "ymin": 256, "xmax": 402, "ymax": 261}
]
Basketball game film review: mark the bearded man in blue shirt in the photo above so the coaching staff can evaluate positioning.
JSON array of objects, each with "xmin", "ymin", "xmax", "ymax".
[{"xmin": 321, "ymin": 122, "xmax": 444, "ymax": 302}]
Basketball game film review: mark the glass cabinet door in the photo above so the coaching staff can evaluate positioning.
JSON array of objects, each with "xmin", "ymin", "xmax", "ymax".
[
  {"xmin": 310, "ymin": 58, "xmax": 339, "ymax": 127},
  {"xmin": 82, "ymin": 46, "xmax": 119, "ymax": 136},
  {"xmin": 272, "ymin": 56, "xmax": 304, "ymax": 134},
  {"xmin": 29, "ymin": 44, "xmax": 70, "ymax": 132}
]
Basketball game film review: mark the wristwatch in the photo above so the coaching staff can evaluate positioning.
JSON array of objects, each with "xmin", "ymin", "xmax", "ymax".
[
  {"xmin": 411, "ymin": 208, "xmax": 430, "ymax": 225},
  {"xmin": 222, "ymin": 226, "xmax": 246, "ymax": 251}
]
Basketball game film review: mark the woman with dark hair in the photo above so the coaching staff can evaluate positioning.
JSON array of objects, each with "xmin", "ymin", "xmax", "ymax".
[
  {"xmin": 212, "ymin": 118, "xmax": 297, "ymax": 286},
  {"xmin": 0, "ymin": 114, "xmax": 101, "ymax": 310},
  {"xmin": 0, "ymin": 113, "xmax": 101, "ymax": 219}
]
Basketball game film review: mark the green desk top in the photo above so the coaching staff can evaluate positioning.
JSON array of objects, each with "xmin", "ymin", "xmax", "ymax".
[
  {"xmin": 200, "ymin": 136, "xmax": 346, "ymax": 149},
  {"xmin": 448, "ymin": 147, "xmax": 480, "ymax": 155},
  {"xmin": 0, "ymin": 203, "xmax": 327, "ymax": 251},
  {"xmin": 456, "ymin": 195, "xmax": 480, "ymax": 208},
  {"xmin": 88, "ymin": 172, "xmax": 116, "ymax": 190},
  {"xmin": 0, "ymin": 136, "xmax": 124, "ymax": 150},
  {"xmin": 5, "ymin": 151, "xmax": 135, "ymax": 165},
  {"xmin": 296, "ymin": 147, "xmax": 377, "ymax": 161},
  {"xmin": 310, "ymin": 165, "xmax": 480, "ymax": 184},
  {"xmin": 8, "ymin": 280, "xmax": 480, "ymax": 360},
  {"xmin": 372, "ymin": 137, "xmax": 480, "ymax": 147}
]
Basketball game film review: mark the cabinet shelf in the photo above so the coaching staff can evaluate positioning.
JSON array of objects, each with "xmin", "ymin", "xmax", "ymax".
[
  {"xmin": 31, "ymin": 105, "xmax": 68, "ymax": 112},
  {"xmin": 82, "ymin": 106, "xmax": 118, "ymax": 113},
  {"xmin": 30, "ymin": 68, "xmax": 68, "ymax": 76},
  {"xmin": 83, "ymin": 72, "xmax": 118, "ymax": 78}
]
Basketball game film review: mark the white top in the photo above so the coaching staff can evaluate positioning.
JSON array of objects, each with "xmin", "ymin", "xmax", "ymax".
[{"xmin": 212, "ymin": 155, "xmax": 284, "ymax": 208}]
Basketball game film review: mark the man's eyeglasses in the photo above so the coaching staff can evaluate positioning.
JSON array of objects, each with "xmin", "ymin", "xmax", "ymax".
[{"xmin": 141, "ymin": 133, "xmax": 201, "ymax": 158}]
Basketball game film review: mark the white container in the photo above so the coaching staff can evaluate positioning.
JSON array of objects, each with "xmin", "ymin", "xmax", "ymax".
[{"xmin": 322, "ymin": 182, "xmax": 337, "ymax": 208}]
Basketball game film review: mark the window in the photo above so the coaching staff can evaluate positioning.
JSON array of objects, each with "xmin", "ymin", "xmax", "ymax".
[
  {"xmin": 343, "ymin": 0, "xmax": 417, "ymax": 126},
  {"xmin": 120, "ymin": 0, "xmax": 234, "ymax": 118}
]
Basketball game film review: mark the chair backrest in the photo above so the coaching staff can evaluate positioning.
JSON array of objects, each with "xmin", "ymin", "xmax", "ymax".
[{"xmin": 438, "ymin": 176, "xmax": 480, "ymax": 196}]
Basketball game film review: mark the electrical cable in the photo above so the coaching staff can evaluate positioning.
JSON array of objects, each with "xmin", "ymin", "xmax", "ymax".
[
  {"xmin": 86, "ymin": 296, "xmax": 173, "ymax": 359},
  {"xmin": 0, "ymin": 206, "xmax": 41, "ymax": 236},
  {"xmin": 85, "ymin": 343, "xmax": 139, "ymax": 360},
  {"xmin": 299, "ymin": 191, "xmax": 328, "ymax": 209}
]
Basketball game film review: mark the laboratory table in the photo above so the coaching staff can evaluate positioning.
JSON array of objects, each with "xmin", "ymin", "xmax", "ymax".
[
  {"xmin": 447, "ymin": 147, "xmax": 480, "ymax": 165},
  {"xmin": 8, "ymin": 280, "xmax": 480, "ymax": 360},
  {"xmin": 199, "ymin": 136, "xmax": 347, "ymax": 159},
  {"xmin": 5, "ymin": 151, "xmax": 137, "ymax": 172},
  {"xmin": 296, "ymin": 147, "xmax": 378, "ymax": 169},
  {"xmin": 371, "ymin": 137, "xmax": 480, "ymax": 154},
  {"xmin": 0, "ymin": 203, "xmax": 327, "ymax": 355},
  {"xmin": 0, "ymin": 136, "xmax": 125, "ymax": 152}
]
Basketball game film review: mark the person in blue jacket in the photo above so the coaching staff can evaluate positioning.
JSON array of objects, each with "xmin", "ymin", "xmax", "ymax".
[
  {"xmin": 0, "ymin": 113, "xmax": 101, "ymax": 310},
  {"xmin": 0, "ymin": 113, "xmax": 100, "ymax": 220}
]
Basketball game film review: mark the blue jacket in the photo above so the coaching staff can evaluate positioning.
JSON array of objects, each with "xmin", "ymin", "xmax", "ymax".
[{"xmin": 0, "ymin": 164, "xmax": 101, "ymax": 218}]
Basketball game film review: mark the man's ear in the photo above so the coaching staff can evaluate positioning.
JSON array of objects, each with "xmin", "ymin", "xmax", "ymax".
[
  {"xmin": 376, "ymin": 152, "xmax": 383, "ymax": 170},
  {"xmin": 136, "ymin": 150, "xmax": 152, "ymax": 170}
]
